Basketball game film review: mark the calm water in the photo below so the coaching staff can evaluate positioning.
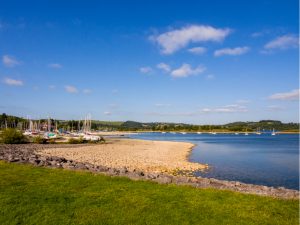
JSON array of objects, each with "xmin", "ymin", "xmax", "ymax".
[{"xmin": 128, "ymin": 132, "xmax": 299, "ymax": 190}]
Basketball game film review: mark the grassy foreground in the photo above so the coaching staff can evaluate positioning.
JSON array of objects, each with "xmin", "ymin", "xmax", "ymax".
[{"xmin": 0, "ymin": 161, "xmax": 298, "ymax": 225}]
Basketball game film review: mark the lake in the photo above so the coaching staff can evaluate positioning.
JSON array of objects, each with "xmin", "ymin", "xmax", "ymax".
[{"xmin": 128, "ymin": 132, "xmax": 299, "ymax": 190}]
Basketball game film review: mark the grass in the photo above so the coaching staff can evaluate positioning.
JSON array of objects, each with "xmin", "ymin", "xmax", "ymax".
[{"xmin": 0, "ymin": 161, "xmax": 298, "ymax": 225}]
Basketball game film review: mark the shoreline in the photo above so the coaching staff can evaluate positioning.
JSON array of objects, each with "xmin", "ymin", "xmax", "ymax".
[
  {"xmin": 96, "ymin": 131, "xmax": 300, "ymax": 135},
  {"xmin": 39, "ymin": 138, "xmax": 208, "ymax": 173},
  {"xmin": 0, "ymin": 142, "xmax": 298, "ymax": 199}
]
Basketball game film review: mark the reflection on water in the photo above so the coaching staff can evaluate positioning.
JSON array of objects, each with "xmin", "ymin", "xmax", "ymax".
[{"xmin": 129, "ymin": 132, "xmax": 299, "ymax": 190}]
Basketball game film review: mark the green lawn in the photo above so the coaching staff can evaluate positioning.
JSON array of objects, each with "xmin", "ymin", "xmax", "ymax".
[{"xmin": 0, "ymin": 161, "xmax": 298, "ymax": 225}]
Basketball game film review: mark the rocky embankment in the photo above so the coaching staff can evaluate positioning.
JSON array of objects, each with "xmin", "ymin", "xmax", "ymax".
[{"xmin": 0, "ymin": 144, "xmax": 298, "ymax": 200}]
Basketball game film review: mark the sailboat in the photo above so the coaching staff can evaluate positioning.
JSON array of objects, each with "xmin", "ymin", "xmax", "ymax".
[
  {"xmin": 209, "ymin": 125, "xmax": 216, "ymax": 135},
  {"xmin": 271, "ymin": 128, "xmax": 276, "ymax": 136},
  {"xmin": 256, "ymin": 127, "xmax": 262, "ymax": 135}
]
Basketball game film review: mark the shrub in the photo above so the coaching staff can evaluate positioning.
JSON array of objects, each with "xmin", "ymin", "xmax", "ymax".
[
  {"xmin": 48, "ymin": 139, "xmax": 56, "ymax": 144},
  {"xmin": 0, "ymin": 128, "xmax": 28, "ymax": 144},
  {"xmin": 32, "ymin": 136, "xmax": 47, "ymax": 144},
  {"xmin": 100, "ymin": 136, "xmax": 105, "ymax": 143},
  {"xmin": 68, "ymin": 137, "xmax": 86, "ymax": 144}
]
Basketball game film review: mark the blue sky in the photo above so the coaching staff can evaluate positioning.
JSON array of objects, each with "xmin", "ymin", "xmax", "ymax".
[{"xmin": 0, "ymin": 0, "xmax": 299, "ymax": 124}]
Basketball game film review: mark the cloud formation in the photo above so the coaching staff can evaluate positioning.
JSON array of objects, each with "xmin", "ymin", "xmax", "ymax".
[
  {"xmin": 266, "ymin": 105, "xmax": 285, "ymax": 111},
  {"xmin": 139, "ymin": 66, "xmax": 152, "ymax": 74},
  {"xmin": 83, "ymin": 89, "xmax": 92, "ymax": 94},
  {"xmin": 155, "ymin": 103, "xmax": 171, "ymax": 107},
  {"xmin": 268, "ymin": 89, "xmax": 299, "ymax": 101},
  {"xmin": 264, "ymin": 34, "xmax": 299, "ymax": 50},
  {"xmin": 170, "ymin": 63, "xmax": 205, "ymax": 78},
  {"xmin": 48, "ymin": 63, "xmax": 62, "ymax": 69},
  {"xmin": 2, "ymin": 55, "xmax": 21, "ymax": 67},
  {"xmin": 64, "ymin": 85, "xmax": 78, "ymax": 93},
  {"xmin": 104, "ymin": 111, "xmax": 112, "ymax": 115},
  {"xmin": 187, "ymin": 46, "xmax": 206, "ymax": 55},
  {"xmin": 201, "ymin": 104, "xmax": 248, "ymax": 113},
  {"xmin": 206, "ymin": 74, "xmax": 215, "ymax": 80},
  {"xmin": 156, "ymin": 63, "xmax": 171, "ymax": 72},
  {"xmin": 152, "ymin": 25, "xmax": 231, "ymax": 54},
  {"xmin": 214, "ymin": 47, "xmax": 249, "ymax": 57},
  {"xmin": 3, "ymin": 78, "xmax": 23, "ymax": 86}
]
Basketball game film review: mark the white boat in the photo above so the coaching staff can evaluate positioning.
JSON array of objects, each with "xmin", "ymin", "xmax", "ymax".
[
  {"xmin": 44, "ymin": 132, "xmax": 57, "ymax": 139},
  {"xmin": 256, "ymin": 128, "xmax": 262, "ymax": 135},
  {"xmin": 197, "ymin": 132, "xmax": 202, "ymax": 134},
  {"xmin": 181, "ymin": 132, "xmax": 187, "ymax": 134},
  {"xmin": 24, "ymin": 130, "xmax": 33, "ymax": 136},
  {"xmin": 83, "ymin": 134, "xmax": 100, "ymax": 141},
  {"xmin": 235, "ymin": 132, "xmax": 239, "ymax": 135},
  {"xmin": 271, "ymin": 128, "xmax": 276, "ymax": 136},
  {"xmin": 161, "ymin": 132, "xmax": 166, "ymax": 134}
]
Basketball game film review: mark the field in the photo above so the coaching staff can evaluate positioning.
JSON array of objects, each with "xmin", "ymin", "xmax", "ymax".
[{"xmin": 0, "ymin": 161, "xmax": 298, "ymax": 225}]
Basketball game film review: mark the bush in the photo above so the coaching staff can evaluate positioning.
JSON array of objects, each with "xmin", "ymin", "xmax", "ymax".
[
  {"xmin": 68, "ymin": 137, "xmax": 86, "ymax": 144},
  {"xmin": 0, "ymin": 128, "xmax": 28, "ymax": 144},
  {"xmin": 32, "ymin": 136, "xmax": 47, "ymax": 144},
  {"xmin": 48, "ymin": 139, "xmax": 56, "ymax": 144}
]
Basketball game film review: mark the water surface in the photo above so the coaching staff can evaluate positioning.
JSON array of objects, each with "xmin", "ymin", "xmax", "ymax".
[{"xmin": 129, "ymin": 132, "xmax": 299, "ymax": 190}]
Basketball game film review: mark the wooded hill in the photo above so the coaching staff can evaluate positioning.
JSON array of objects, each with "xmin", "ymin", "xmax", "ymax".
[{"xmin": 0, "ymin": 113, "xmax": 298, "ymax": 132}]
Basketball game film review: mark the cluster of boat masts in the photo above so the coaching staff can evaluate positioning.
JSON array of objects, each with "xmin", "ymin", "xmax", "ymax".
[
  {"xmin": 23, "ymin": 115, "xmax": 101, "ymax": 141},
  {"xmin": 161, "ymin": 129, "xmax": 277, "ymax": 136}
]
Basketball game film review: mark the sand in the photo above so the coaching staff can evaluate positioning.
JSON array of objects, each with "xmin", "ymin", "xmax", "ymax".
[{"xmin": 39, "ymin": 139, "xmax": 207, "ymax": 173}]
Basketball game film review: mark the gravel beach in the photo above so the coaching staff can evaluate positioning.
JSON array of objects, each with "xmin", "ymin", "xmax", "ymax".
[{"xmin": 39, "ymin": 138, "xmax": 207, "ymax": 173}]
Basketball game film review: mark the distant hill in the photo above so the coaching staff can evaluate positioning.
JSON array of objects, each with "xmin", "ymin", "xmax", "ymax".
[{"xmin": 0, "ymin": 113, "xmax": 298, "ymax": 132}]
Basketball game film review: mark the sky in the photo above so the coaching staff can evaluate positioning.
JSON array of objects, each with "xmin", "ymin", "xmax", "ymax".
[{"xmin": 0, "ymin": 0, "xmax": 299, "ymax": 124}]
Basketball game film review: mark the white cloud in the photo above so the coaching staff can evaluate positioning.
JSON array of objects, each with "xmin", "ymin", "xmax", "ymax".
[
  {"xmin": 2, "ymin": 55, "xmax": 21, "ymax": 67},
  {"xmin": 187, "ymin": 46, "xmax": 206, "ymax": 55},
  {"xmin": 83, "ymin": 89, "xmax": 92, "ymax": 94},
  {"xmin": 48, "ymin": 63, "xmax": 62, "ymax": 69},
  {"xmin": 251, "ymin": 30, "xmax": 271, "ymax": 38},
  {"xmin": 201, "ymin": 104, "xmax": 248, "ymax": 113},
  {"xmin": 268, "ymin": 89, "xmax": 299, "ymax": 101},
  {"xmin": 3, "ymin": 78, "xmax": 23, "ymax": 86},
  {"xmin": 104, "ymin": 111, "xmax": 112, "ymax": 115},
  {"xmin": 267, "ymin": 105, "xmax": 285, "ymax": 111},
  {"xmin": 214, "ymin": 46, "xmax": 250, "ymax": 57},
  {"xmin": 139, "ymin": 66, "xmax": 152, "ymax": 74},
  {"xmin": 152, "ymin": 25, "xmax": 231, "ymax": 54},
  {"xmin": 170, "ymin": 63, "xmax": 206, "ymax": 78},
  {"xmin": 155, "ymin": 103, "xmax": 171, "ymax": 107},
  {"xmin": 157, "ymin": 63, "xmax": 171, "ymax": 72},
  {"xmin": 264, "ymin": 34, "xmax": 299, "ymax": 50},
  {"xmin": 64, "ymin": 85, "xmax": 78, "ymax": 93},
  {"xmin": 206, "ymin": 74, "xmax": 215, "ymax": 80},
  {"xmin": 251, "ymin": 32, "xmax": 264, "ymax": 38}
]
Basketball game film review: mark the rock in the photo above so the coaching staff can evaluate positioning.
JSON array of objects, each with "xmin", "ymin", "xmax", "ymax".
[
  {"xmin": 235, "ymin": 181, "xmax": 241, "ymax": 186},
  {"xmin": 173, "ymin": 176, "xmax": 190, "ymax": 184},
  {"xmin": 155, "ymin": 175, "xmax": 172, "ymax": 184},
  {"xmin": 74, "ymin": 163, "xmax": 87, "ymax": 170},
  {"xmin": 146, "ymin": 173, "xmax": 159, "ymax": 179},
  {"xmin": 119, "ymin": 167, "xmax": 128, "ymax": 174}
]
